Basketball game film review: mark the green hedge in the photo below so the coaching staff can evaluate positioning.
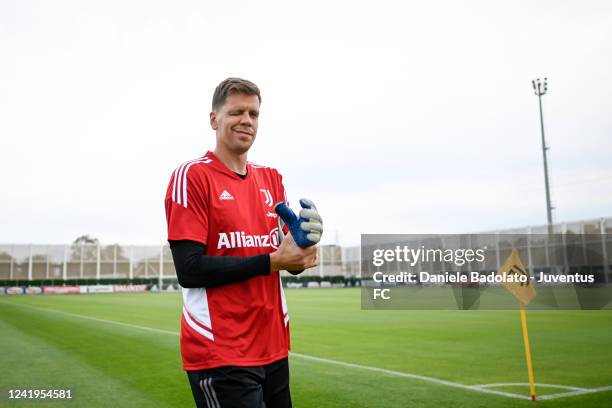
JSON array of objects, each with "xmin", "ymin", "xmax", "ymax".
[
  {"xmin": 1, "ymin": 276, "xmax": 360, "ymax": 288},
  {"xmin": 281, "ymin": 275, "xmax": 361, "ymax": 287},
  {"xmin": 0, "ymin": 278, "xmax": 160, "ymax": 287}
]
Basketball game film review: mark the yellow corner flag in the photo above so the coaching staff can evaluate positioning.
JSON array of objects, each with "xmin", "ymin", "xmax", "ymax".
[
  {"xmin": 497, "ymin": 249, "xmax": 537, "ymax": 401},
  {"xmin": 496, "ymin": 248, "xmax": 536, "ymax": 305}
]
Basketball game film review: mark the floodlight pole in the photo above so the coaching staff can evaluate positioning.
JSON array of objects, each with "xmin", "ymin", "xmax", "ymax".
[{"xmin": 532, "ymin": 78, "xmax": 554, "ymax": 234}]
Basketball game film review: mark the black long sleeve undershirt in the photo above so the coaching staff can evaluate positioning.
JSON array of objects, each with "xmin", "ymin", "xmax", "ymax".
[{"xmin": 169, "ymin": 240, "xmax": 271, "ymax": 288}]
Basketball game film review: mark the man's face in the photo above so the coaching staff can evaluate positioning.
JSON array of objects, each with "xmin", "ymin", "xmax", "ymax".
[{"xmin": 210, "ymin": 92, "xmax": 260, "ymax": 155}]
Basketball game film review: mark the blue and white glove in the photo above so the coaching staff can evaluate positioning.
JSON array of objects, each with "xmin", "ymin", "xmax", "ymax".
[{"xmin": 274, "ymin": 198, "xmax": 323, "ymax": 248}]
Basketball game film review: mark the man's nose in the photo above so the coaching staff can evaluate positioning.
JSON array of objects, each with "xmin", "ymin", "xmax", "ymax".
[{"xmin": 239, "ymin": 112, "xmax": 253, "ymax": 126}]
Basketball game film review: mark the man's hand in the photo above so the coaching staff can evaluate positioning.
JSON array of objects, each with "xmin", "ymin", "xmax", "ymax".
[{"xmin": 269, "ymin": 233, "xmax": 318, "ymax": 272}]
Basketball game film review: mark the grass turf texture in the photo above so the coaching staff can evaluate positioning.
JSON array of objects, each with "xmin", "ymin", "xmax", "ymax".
[{"xmin": 0, "ymin": 289, "xmax": 610, "ymax": 407}]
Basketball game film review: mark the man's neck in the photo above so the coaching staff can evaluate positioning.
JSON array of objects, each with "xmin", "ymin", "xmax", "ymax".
[{"xmin": 213, "ymin": 147, "xmax": 248, "ymax": 175}]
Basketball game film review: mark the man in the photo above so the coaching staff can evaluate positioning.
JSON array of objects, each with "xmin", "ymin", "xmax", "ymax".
[{"xmin": 164, "ymin": 77, "xmax": 322, "ymax": 408}]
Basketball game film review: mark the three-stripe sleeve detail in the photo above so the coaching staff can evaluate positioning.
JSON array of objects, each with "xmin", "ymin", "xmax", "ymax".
[{"xmin": 172, "ymin": 156, "xmax": 211, "ymax": 208}]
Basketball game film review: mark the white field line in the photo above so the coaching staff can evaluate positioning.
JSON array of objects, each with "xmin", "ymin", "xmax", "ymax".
[
  {"xmin": 536, "ymin": 386, "xmax": 612, "ymax": 400},
  {"xmin": 2, "ymin": 301, "xmax": 611, "ymax": 401},
  {"xmin": 475, "ymin": 383, "xmax": 587, "ymax": 391},
  {"xmin": 289, "ymin": 352, "xmax": 529, "ymax": 400}
]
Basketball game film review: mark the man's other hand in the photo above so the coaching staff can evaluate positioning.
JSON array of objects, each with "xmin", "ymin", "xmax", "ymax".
[{"xmin": 269, "ymin": 233, "xmax": 318, "ymax": 272}]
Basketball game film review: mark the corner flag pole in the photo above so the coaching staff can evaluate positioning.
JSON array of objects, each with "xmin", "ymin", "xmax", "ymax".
[
  {"xmin": 520, "ymin": 302, "xmax": 537, "ymax": 401},
  {"xmin": 498, "ymin": 249, "xmax": 538, "ymax": 400}
]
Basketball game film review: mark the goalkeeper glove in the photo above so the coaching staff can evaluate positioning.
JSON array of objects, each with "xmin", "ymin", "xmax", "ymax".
[{"xmin": 274, "ymin": 198, "xmax": 323, "ymax": 248}]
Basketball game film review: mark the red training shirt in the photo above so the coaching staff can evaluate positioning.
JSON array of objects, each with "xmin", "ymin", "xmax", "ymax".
[{"xmin": 165, "ymin": 151, "xmax": 290, "ymax": 370}]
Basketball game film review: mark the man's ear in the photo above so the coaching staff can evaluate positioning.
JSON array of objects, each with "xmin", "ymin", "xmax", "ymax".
[{"xmin": 210, "ymin": 111, "xmax": 217, "ymax": 130}]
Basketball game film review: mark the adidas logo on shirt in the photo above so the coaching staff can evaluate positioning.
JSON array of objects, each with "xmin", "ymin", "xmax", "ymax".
[{"xmin": 219, "ymin": 190, "xmax": 234, "ymax": 200}]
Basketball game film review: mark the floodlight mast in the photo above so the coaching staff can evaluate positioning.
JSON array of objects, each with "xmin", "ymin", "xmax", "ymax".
[{"xmin": 532, "ymin": 77, "xmax": 554, "ymax": 234}]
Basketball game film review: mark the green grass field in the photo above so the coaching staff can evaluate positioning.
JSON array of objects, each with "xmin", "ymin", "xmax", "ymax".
[{"xmin": 1, "ymin": 289, "xmax": 611, "ymax": 407}]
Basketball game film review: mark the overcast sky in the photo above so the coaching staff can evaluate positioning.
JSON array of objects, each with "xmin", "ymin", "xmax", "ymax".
[{"xmin": 1, "ymin": 0, "xmax": 611, "ymax": 246}]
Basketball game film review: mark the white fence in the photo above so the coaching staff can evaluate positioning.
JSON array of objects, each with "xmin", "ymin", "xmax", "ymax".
[
  {"xmin": 0, "ymin": 243, "xmax": 359, "ymax": 284},
  {"xmin": 1, "ymin": 216, "xmax": 610, "ymax": 284}
]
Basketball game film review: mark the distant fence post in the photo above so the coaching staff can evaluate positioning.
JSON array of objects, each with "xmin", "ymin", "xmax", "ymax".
[
  {"xmin": 96, "ymin": 243, "xmax": 101, "ymax": 280},
  {"xmin": 601, "ymin": 218, "xmax": 609, "ymax": 284},
  {"xmin": 10, "ymin": 245, "xmax": 14, "ymax": 280},
  {"xmin": 113, "ymin": 244, "xmax": 117, "ymax": 279},
  {"xmin": 319, "ymin": 247, "xmax": 324, "ymax": 278},
  {"xmin": 495, "ymin": 233, "xmax": 500, "ymax": 271},
  {"xmin": 159, "ymin": 245, "xmax": 164, "ymax": 288},
  {"xmin": 79, "ymin": 245, "xmax": 84, "ymax": 279},
  {"xmin": 46, "ymin": 245, "xmax": 50, "ymax": 279},
  {"xmin": 63, "ymin": 245, "xmax": 68, "ymax": 280},
  {"xmin": 28, "ymin": 244, "xmax": 33, "ymax": 281},
  {"xmin": 526, "ymin": 227, "xmax": 533, "ymax": 276},
  {"xmin": 129, "ymin": 246, "xmax": 133, "ymax": 281}
]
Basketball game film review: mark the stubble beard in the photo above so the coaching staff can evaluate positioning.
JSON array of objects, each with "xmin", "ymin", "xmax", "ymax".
[{"xmin": 226, "ymin": 136, "xmax": 254, "ymax": 156}]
